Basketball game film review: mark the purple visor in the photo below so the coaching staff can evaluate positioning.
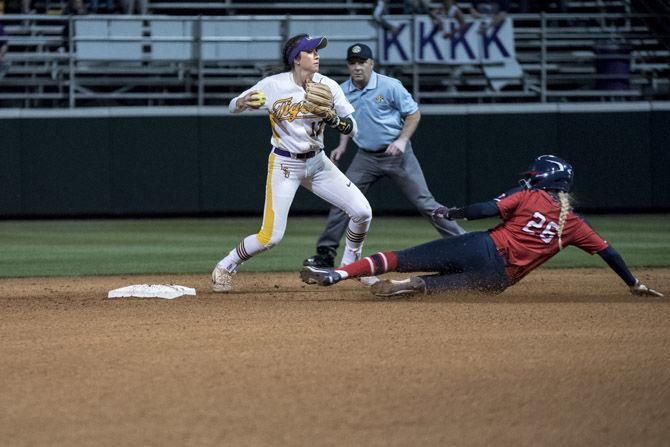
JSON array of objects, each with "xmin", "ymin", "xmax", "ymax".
[{"xmin": 287, "ymin": 35, "xmax": 328, "ymax": 65}]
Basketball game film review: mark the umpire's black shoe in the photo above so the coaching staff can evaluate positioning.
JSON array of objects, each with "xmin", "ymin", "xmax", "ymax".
[{"xmin": 303, "ymin": 247, "xmax": 335, "ymax": 268}]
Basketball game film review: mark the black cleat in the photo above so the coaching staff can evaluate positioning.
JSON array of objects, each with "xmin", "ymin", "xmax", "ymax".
[
  {"xmin": 303, "ymin": 247, "xmax": 335, "ymax": 268},
  {"xmin": 300, "ymin": 266, "xmax": 342, "ymax": 286}
]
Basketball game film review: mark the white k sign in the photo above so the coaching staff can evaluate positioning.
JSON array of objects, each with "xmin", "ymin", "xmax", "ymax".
[{"xmin": 380, "ymin": 17, "xmax": 517, "ymax": 65}]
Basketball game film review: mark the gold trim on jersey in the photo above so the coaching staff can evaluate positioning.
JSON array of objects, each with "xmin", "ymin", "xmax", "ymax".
[
  {"xmin": 257, "ymin": 152, "xmax": 276, "ymax": 246},
  {"xmin": 268, "ymin": 113, "xmax": 281, "ymax": 145}
]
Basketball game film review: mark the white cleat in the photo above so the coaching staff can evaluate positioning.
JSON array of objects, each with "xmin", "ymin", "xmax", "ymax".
[{"xmin": 212, "ymin": 266, "xmax": 233, "ymax": 292}]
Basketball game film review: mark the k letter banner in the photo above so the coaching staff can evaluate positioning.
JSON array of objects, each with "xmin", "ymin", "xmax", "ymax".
[{"xmin": 380, "ymin": 17, "xmax": 516, "ymax": 65}]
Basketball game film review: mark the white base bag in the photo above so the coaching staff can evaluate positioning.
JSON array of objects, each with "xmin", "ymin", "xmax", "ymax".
[{"xmin": 107, "ymin": 284, "xmax": 196, "ymax": 300}]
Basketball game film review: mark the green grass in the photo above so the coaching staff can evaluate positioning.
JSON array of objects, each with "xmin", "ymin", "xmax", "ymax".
[{"xmin": 0, "ymin": 215, "xmax": 668, "ymax": 277}]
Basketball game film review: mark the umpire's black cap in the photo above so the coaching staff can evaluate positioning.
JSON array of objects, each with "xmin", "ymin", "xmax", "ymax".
[{"xmin": 346, "ymin": 43, "xmax": 374, "ymax": 62}]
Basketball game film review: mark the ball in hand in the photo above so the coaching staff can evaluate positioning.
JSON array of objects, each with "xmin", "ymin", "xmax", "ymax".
[{"xmin": 248, "ymin": 91, "xmax": 266, "ymax": 108}]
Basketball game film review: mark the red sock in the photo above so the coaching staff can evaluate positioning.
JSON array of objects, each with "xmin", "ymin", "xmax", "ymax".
[{"xmin": 338, "ymin": 251, "xmax": 398, "ymax": 278}]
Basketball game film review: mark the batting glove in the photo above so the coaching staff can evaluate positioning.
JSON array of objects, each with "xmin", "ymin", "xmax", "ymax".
[
  {"xmin": 432, "ymin": 206, "xmax": 455, "ymax": 220},
  {"xmin": 630, "ymin": 280, "xmax": 664, "ymax": 297}
]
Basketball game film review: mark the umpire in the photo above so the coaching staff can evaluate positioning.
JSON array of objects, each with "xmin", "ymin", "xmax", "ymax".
[{"xmin": 304, "ymin": 43, "xmax": 465, "ymax": 268}]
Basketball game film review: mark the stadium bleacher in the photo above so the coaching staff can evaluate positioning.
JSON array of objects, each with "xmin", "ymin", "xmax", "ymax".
[{"xmin": 0, "ymin": 0, "xmax": 668, "ymax": 107}]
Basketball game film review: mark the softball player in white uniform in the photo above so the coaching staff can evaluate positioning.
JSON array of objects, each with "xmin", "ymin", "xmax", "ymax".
[{"xmin": 212, "ymin": 34, "xmax": 372, "ymax": 292}]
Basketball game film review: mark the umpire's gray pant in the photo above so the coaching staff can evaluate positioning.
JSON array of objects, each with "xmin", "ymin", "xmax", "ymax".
[{"xmin": 316, "ymin": 143, "xmax": 466, "ymax": 256}]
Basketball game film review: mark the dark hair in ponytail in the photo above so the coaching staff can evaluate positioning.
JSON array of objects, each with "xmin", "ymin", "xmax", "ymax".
[{"xmin": 266, "ymin": 33, "xmax": 307, "ymax": 75}]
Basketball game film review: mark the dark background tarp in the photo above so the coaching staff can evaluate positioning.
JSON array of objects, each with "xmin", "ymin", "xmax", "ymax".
[{"xmin": 1, "ymin": 110, "xmax": 667, "ymax": 217}]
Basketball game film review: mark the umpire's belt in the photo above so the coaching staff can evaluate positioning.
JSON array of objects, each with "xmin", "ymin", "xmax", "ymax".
[{"xmin": 273, "ymin": 147, "xmax": 318, "ymax": 160}]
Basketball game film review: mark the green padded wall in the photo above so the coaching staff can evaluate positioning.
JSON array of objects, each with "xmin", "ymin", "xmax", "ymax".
[
  {"xmin": 557, "ymin": 112, "xmax": 652, "ymax": 209},
  {"xmin": 20, "ymin": 118, "xmax": 111, "ymax": 216},
  {"xmin": 0, "ymin": 109, "xmax": 667, "ymax": 217},
  {"xmin": 109, "ymin": 117, "xmax": 200, "ymax": 215},
  {"xmin": 0, "ymin": 119, "xmax": 22, "ymax": 214},
  {"xmin": 651, "ymin": 111, "xmax": 670, "ymax": 208}
]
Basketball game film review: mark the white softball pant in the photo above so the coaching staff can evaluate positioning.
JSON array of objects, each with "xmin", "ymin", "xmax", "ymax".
[{"xmin": 217, "ymin": 149, "xmax": 372, "ymax": 273}]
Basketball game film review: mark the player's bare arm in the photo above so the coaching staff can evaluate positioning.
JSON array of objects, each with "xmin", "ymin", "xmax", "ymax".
[
  {"xmin": 386, "ymin": 110, "xmax": 420, "ymax": 156},
  {"xmin": 330, "ymin": 133, "xmax": 351, "ymax": 164}
]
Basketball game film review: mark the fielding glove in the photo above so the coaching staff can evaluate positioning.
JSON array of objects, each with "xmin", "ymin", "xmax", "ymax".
[{"xmin": 303, "ymin": 82, "xmax": 337, "ymax": 121}]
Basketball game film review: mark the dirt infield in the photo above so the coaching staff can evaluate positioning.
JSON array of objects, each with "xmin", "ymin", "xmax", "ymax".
[{"xmin": 2, "ymin": 268, "xmax": 669, "ymax": 447}]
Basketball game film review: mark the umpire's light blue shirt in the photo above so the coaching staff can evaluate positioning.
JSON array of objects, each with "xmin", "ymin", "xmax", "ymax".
[{"xmin": 342, "ymin": 71, "xmax": 419, "ymax": 152}]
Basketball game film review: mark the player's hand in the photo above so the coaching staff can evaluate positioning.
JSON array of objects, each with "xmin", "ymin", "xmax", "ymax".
[
  {"xmin": 330, "ymin": 146, "xmax": 347, "ymax": 164},
  {"xmin": 241, "ymin": 90, "xmax": 266, "ymax": 110},
  {"xmin": 630, "ymin": 280, "xmax": 664, "ymax": 297},
  {"xmin": 385, "ymin": 137, "xmax": 407, "ymax": 156},
  {"xmin": 432, "ymin": 206, "xmax": 455, "ymax": 220}
]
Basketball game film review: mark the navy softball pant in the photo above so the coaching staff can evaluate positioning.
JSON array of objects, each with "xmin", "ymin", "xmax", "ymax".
[{"xmin": 395, "ymin": 231, "xmax": 510, "ymax": 294}]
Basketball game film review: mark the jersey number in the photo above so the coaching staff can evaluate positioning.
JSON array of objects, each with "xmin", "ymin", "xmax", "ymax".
[{"xmin": 522, "ymin": 212, "xmax": 560, "ymax": 244}]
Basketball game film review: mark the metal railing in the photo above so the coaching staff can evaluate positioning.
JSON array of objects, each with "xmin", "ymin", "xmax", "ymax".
[{"xmin": 0, "ymin": 12, "xmax": 668, "ymax": 108}]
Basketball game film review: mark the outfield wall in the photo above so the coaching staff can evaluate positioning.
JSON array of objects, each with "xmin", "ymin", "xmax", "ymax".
[{"xmin": 1, "ymin": 103, "xmax": 668, "ymax": 217}]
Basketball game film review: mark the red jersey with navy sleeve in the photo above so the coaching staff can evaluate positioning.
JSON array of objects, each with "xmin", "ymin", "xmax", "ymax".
[{"xmin": 488, "ymin": 189, "xmax": 609, "ymax": 284}]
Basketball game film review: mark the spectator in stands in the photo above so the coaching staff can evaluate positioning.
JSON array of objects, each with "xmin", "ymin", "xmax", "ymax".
[
  {"xmin": 63, "ymin": 0, "xmax": 88, "ymax": 15},
  {"xmin": 120, "ymin": 0, "xmax": 146, "ymax": 14},
  {"xmin": 373, "ymin": 0, "xmax": 443, "ymax": 36},
  {"xmin": 373, "ymin": 0, "xmax": 401, "ymax": 36},
  {"xmin": 406, "ymin": 0, "xmax": 444, "ymax": 30},
  {"xmin": 88, "ymin": 0, "xmax": 122, "ymax": 13},
  {"xmin": 469, "ymin": 0, "xmax": 508, "ymax": 33},
  {"xmin": 433, "ymin": 0, "xmax": 467, "ymax": 39},
  {"xmin": 0, "ymin": 23, "xmax": 9, "ymax": 80},
  {"xmin": 404, "ymin": 0, "xmax": 433, "ymax": 14}
]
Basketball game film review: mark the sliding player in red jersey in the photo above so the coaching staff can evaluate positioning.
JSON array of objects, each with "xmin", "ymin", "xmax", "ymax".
[{"xmin": 301, "ymin": 155, "xmax": 664, "ymax": 298}]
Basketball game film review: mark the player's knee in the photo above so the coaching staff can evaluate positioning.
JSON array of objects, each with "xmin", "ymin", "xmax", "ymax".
[
  {"xmin": 350, "ymin": 204, "xmax": 372, "ymax": 224},
  {"xmin": 257, "ymin": 230, "xmax": 284, "ymax": 249},
  {"xmin": 266, "ymin": 233, "xmax": 284, "ymax": 249}
]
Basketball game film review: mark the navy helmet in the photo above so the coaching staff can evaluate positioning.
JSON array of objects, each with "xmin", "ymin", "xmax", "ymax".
[{"xmin": 520, "ymin": 154, "xmax": 574, "ymax": 192}]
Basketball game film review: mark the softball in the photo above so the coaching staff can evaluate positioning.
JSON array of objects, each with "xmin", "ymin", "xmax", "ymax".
[{"xmin": 249, "ymin": 91, "xmax": 266, "ymax": 108}]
